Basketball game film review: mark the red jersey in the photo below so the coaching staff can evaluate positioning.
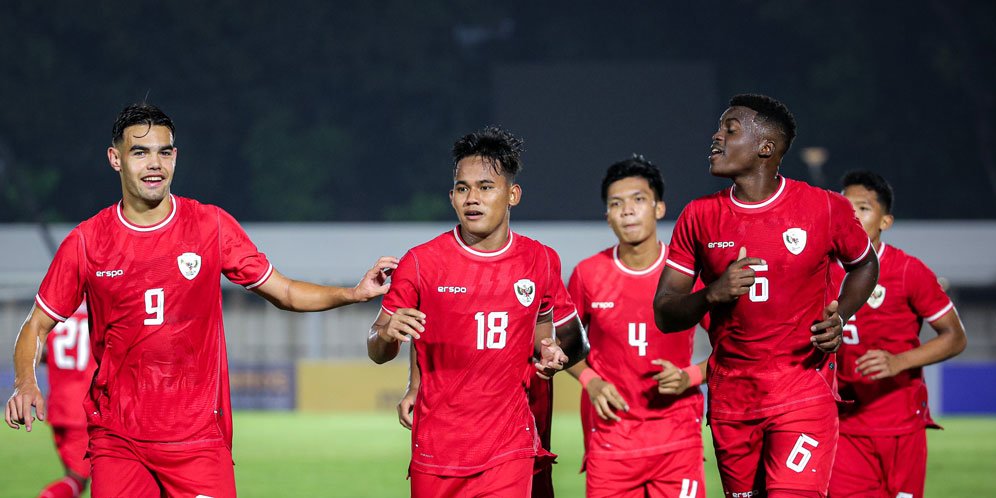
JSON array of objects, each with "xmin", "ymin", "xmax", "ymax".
[
  {"xmin": 382, "ymin": 227, "xmax": 578, "ymax": 477},
  {"xmin": 569, "ymin": 242, "xmax": 703, "ymax": 460},
  {"xmin": 44, "ymin": 304, "xmax": 97, "ymax": 428},
  {"xmin": 832, "ymin": 243, "xmax": 951, "ymax": 435},
  {"xmin": 35, "ymin": 195, "xmax": 272, "ymax": 448},
  {"xmin": 666, "ymin": 177, "xmax": 871, "ymax": 421}
]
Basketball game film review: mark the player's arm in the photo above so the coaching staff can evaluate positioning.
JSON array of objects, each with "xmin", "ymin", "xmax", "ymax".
[
  {"xmin": 567, "ymin": 359, "xmax": 628, "ymax": 422},
  {"xmin": 368, "ymin": 308, "xmax": 425, "ymax": 364},
  {"xmin": 654, "ymin": 247, "xmax": 765, "ymax": 332},
  {"xmin": 534, "ymin": 312, "xmax": 589, "ymax": 377},
  {"xmin": 5, "ymin": 305, "xmax": 58, "ymax": 431},
  {"xmin": 857, "ymin": 308, "xmax": 967, "ymax": 380},
  {"xmin": 397, "ymin": 345, "xmax": 419, "ymax": 429},
  {"xmin": 252, "ymin": 257, "xmax": 398, "ymax": 312},
  {"xmin": 812, "ymin": 251, "xmax": 879, "ymax": 353}
]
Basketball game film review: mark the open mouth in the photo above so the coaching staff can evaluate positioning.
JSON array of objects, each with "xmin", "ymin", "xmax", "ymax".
[
  {"xmin": 709, "ymin": 144, "xmax": 723, "ymax": 157},
  {"xmin": 464, "ymin": 210, "xmax": 484, "ymax": 220},
  {"xmin": 141, "ymin": 175, "xmax": 165, "ymax": 187}
]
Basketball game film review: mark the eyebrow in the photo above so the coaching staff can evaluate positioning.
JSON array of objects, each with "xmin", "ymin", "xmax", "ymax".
[
  {"xmin": 129, "ymin": 144, "xmax": 175, "ymax": 152},
  {"xmin": 454, "ymin": 179, "xmax": 496, "ymax": 186},
  {"xmin": 722, "ymin": 117, "xmax": 741, "ymax": 126},
  {"xmin": 608, "ymin": 189, "xmax": 649, "ymax": 201}
]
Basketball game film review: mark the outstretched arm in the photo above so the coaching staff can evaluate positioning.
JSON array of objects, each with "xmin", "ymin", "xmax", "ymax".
[
  {"xmin": 252, "ymin": 256, "xmax": 398, "ymax": 311},
  {"xmin": 5, "ymin": 306, "xmax": 57, "ymax": 431}
]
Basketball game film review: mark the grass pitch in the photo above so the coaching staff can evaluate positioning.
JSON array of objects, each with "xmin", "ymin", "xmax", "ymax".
[{"xmin": 1, "ymin": 413, "xmax": 994, "ymax": 497}]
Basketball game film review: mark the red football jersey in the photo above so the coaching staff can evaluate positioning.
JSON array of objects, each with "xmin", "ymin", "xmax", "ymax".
[
  {"xmin": 35, "ymin": 195, "xmax": 272, "ymax": 447},
  {"xmin": 666, "ymin": 177, "xmax": 871, "ymax": 421},
  {"xmin": 45, "ymin": 304, "xmax": 96, "ymax": 428},
  {"xmin": 569, "ymin": 242, "xmax": 703, "ymax": 460},
  {"xmin": 832, "ymin": 243, "xmax": 951, "ymax": 435},
  {"xmin": 382, "ymin": 227, "xmax": 578, "ymax": 477}
]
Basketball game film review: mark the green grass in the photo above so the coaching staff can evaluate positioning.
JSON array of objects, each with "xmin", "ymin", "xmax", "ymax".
[{"xmin": 2, "ymin": 413, "xmax": 994, "ymax": 497}]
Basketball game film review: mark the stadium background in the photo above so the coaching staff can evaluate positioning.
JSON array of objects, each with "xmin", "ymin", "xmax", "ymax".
[{"xmin": 1, "ymin": 1, "xmax": 994, "ymax": 496}]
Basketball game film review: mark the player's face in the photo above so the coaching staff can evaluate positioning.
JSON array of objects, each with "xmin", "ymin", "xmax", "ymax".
[
  {"xmin": 450, "ymin": 155, "xmax": 520, "ymax": 239},
  {"xmin": 843, "ymin": 184, "xmax": 893, "ymax": 241},
  {"xmin": 107, "ymin": 124, "xmax": 176, "ymax": 205},
  {"xmin": 709, "ymin": 106, "xmax": 762, "ymax": 178},
  {"xmin": 605, "ymin": 176, "xmax": 664, "ymax": 246}
]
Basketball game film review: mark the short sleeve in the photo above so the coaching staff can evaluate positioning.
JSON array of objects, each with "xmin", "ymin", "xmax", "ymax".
[
  {"xmin": 567, "ymin": 265, "xmax": 590, "ymax": 327},
  {"xmin": 36, "ymin": 228, "xmax": 87, "ymax": 322},
  {"xmin": 905, "ymin": 257, "xmax": 954, "ymax": 323},
  {"xmin": 381, "ymin": 250, "xmax": 421, "ymax": 315},
  {"xmin": 218, "ymin": 208, "xmax": 273, "ymax": 289},
  {"xmin": 828, "ymin": 192, "xmax": 872, "ymax": 265},
  {"xmin": 665, "ymin": 205, "xmax": 698, "ymax": 277},
  {"xmin": 540, "ymin": 246, "xmax": 578, "ymax": 327}
]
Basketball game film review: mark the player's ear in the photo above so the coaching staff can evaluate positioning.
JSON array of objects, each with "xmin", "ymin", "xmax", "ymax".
[
  {"xmin": 107, "ymin": 146, "xmax": 122, "ymax": 172},
  {"xmin": 758, "ymin": 139, "xmax": 775, "ymax": 159},
  {"xmin": 655, "ymin": 199, "xmax": 666, "ymax": 220},
  {"xmin": 509, "ymin": 184, "xmax": 521, "ymax": 207},
  {"xmin": 880, "ymin": 213, "xmax": 894, "ymax": 232}
]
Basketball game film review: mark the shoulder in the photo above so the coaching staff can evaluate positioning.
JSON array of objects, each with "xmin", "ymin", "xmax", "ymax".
[
  {"xmin": 889, "ymin": 245, "xmax": 935, "ymax": 277},
  {"xmin": 575, "ymin": 247, "xmax": 613, "ymax": 273}
]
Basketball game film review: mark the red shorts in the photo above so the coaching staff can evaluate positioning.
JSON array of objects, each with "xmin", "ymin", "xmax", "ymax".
[
  {"xmin": 829, "ymin": 430, "xmax": 926, "ymax": 498},
  {"xmin": 528, "ymin": 378, "xmax": 555, "ymax": 498},
  {"xmin": 410, "ymin": 457, "xmax": 534, "ymax": 498},
  {"xmin": 89, "ymin": 434, "xmax": 236, "ymax": 498},
  {"xmin": 711, "ymin": 399, "xmax": 838, "ymax": 497},
  {"xmin": 586, "ymin": 445, "xmax": 705, "ymax": 498},
  {"xmin": 52, "ymin": 425, "xmax": 91, "ymax": 478}
]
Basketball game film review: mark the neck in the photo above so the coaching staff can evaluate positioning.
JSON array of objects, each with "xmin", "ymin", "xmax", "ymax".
[
  {"xmin": 732, "ymin": 169, "xmax": 781, "ymax": 203},
  {"xmin": 871, "ymin": 235, "xmax": 882, "ymax": 251},
  {"xmin": 618, "ymin": 237, "xmax": 661, "ymax": 270},
  {"xmin": 122, "ymin": 194, "xmax": 172, "ymax": 227},
  {"xmin": 459, "ymin": 221, "xmax": 510, "ymax": 252}
]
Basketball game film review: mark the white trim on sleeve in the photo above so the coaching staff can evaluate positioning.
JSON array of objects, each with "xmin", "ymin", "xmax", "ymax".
[
  {"xmin": 925, "ymin": 302, "xmax": 955, "ymax": 323},
  {"xmin": 665, "ymin": 259, "xmax": 696, "ymax": 277},
  {"xmin": 381, "ymin": 305, "xmax": 397, "ymax": 316},
  {"xmin": 244, "ymin": 264, "xmax": 274, "ymax": 290},
  {"xmin": 553, "ymin": 309, "xmax": 579, "ymax": 327},
  {"xmin": 842, "ymin": 239, "xmax": 873, "ymax": 266},
  {"xmin": 35, "ymin": 295, "xmax": 69, "ymax": 322}
]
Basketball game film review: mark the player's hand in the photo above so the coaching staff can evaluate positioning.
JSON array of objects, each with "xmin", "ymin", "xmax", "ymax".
[
  {"xmin": 651, "ymin": 359, "xmax": 690, "ymax": 395},
  {"xmin": 351, "ymin": 256, "xmax": 399, "ymax": 302},
  {"xmin": 855, "ymin": 349, "xmax": 905, "ymax": 380},
  {"xmin": 810, "ymin": 300, "xmax": 843, "ymax": 353},
  {"xmin": 4, "ymin": 383, "xmax": 45, "ymax": 432},
  {"xmin": 705, "ymin": 247, "xmax": 766, "ymax": 304},
  {"xmin": 378, "ymin": 308, "xmax": 426, "ymax": 343},
  {"xmin": 534, "ymin": 338, "xmax": 567, "ymax": 379},
  {"xmin": 585, "ymin": 377, "xmax": 629, "ymax": 422},
  {"xmin": 397, "ymin": 388, "xmax": 417, "ymax": 430}
]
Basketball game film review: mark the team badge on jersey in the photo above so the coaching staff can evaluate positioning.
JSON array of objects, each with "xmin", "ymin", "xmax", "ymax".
[
  {"xmin": 782, "ymin": 228, "xmax": 807, "ymax": 255},
  {"xmin": 867, "ymin": 284, "xmax": 886, "ymax": 309},
  {"xmin": 513, "ymin": 279, "xmax": 535, "ymax": 307},
  {"xmin": 177, "ymin": 252, "xmax": 202, "ymax": 280}
]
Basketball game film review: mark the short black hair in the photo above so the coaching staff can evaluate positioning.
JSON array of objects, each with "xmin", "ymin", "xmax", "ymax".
[
  {"xmin": 111, "ymin": 103, "xmax": 174, "ymax": 146},
  {"xmin": 842, "ymin": 170, "xmax": 894, "ymax": 214},
  {"xmin": 451, "ymin": 125, "xmax": 524, "ymax": 179},
  {"xmin": 729, "ymin": 94, "xmax": 797, "ymax": 152},
  {"xmin": 601, "ymin": 154, "xmax": 665, "ymax": 204}
]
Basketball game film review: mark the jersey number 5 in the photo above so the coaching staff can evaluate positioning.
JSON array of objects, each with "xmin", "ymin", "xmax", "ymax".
[
  {"xmin": 842, "ymin": 316, "xmax": 859, "ymax": 345},
  {"xmin": 144, "ymin": 288, "xmax": 164, "ymax": 326},
  {"xmin": 475, "ymin": 311, "xmax": 508, "ymax": 350}
]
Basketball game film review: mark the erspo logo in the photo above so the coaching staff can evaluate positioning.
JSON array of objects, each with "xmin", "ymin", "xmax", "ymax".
[
  {"xmin": 437, "ymin": 286, "xmax": 467, "ymax": 293},
  {"xmin": 95, "ymin": 270, "xmax": 124, "ymax": 278}
]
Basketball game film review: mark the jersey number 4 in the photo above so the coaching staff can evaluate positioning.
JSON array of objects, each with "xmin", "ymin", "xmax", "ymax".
[
  {"xmin": 628, "ymin": 322, "xmax": 648, "ymax": 356},
  {"xmin": 475, "ymin": 311, "xmax": 508, "ymax": 350}
]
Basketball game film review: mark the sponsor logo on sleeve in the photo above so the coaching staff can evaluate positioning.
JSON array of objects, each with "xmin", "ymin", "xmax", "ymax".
[
  {"xmin": 514, "ymin": 279, "xmax": 535, "ymax": 307},
  {"xmin": 783, "ymin": 228, "xmax": 807, "ymax": 255},
  {"xmin": 177, "ymin": 252, "xmax": 202, "ymax": 280}
]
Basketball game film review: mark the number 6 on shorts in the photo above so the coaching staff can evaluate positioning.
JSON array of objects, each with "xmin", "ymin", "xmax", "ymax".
[{"xmin": 785, "ymin": 434, "xmax": 819, "ymax": 473}]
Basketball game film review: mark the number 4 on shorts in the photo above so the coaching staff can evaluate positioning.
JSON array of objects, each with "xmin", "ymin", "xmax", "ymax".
[{"xmin": 785, "ymin": 434, "xmax": 819, "ymax": 473}]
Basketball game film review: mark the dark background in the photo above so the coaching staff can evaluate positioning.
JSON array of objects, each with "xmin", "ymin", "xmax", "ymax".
[{"xmin": 1, "ymin": 1, "xmax": 993, "ymax": 223}]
